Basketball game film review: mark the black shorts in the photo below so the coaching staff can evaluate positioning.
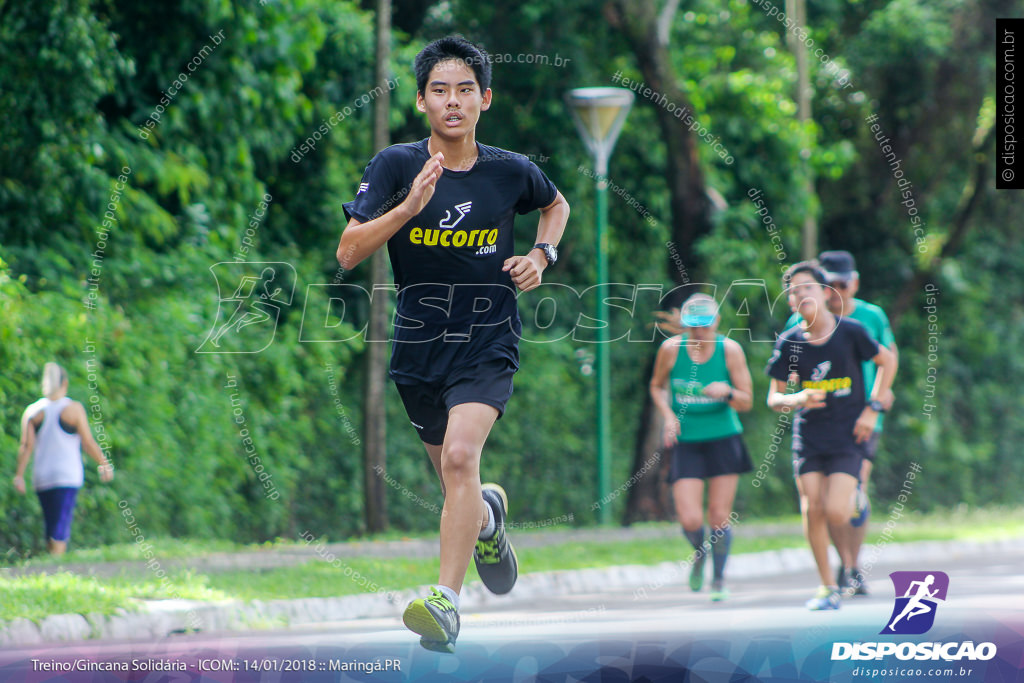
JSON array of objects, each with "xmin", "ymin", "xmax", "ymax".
[
  {"xmin": 668, "ymin": 434, "xmax": 753, "ymax": 482},
  {"xmin": 394, "ymin": 358, "xmax": 516, "ymax": 445},
  {"xmin": 863, "ymin": 431, "xmax": 881, "ymax": 462},
  {"xmin": 793, "ymin": 449, "xmax": 863, "ymax": 479}
]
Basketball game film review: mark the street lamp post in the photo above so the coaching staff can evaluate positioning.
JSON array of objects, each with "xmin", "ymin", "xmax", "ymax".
[{"xmin": 565, "ymin": 87, "xmax": 634, "ymax": 525}]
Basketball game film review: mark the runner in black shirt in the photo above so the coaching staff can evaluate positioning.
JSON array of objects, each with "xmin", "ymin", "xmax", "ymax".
[
  {"xmin": 338, "ymin": 36, "xmax": 569, "ymax": 653},
  {"xmin": 765, "ymin": 261, "xmax": 895, "ymax": 611},
  {"xmin": 344, "ymin": 137, "xmax": 556, "ymax": 383}
]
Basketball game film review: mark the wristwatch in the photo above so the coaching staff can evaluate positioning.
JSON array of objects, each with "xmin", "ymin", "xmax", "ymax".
[
  {"xmin": 868, "ymin": 399, "xmax": 886, "ymax": 413},
  {"xmin": 532, "ymin": 243, "xmax": 558, "ymax": 266}
]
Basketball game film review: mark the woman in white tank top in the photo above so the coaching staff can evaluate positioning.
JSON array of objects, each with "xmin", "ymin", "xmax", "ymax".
[{"xmin": 12, "ymin": 363, "xmax": 114, "ymax": 555}]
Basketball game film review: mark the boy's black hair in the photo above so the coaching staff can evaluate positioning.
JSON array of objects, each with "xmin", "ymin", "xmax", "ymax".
[
  {"xmin": 783, "ymin": 260, "xmax": 828, "ymax": 288},
  {"xmin": 414, "ymin": 35, "xmax": 492, "ymax": 95}
]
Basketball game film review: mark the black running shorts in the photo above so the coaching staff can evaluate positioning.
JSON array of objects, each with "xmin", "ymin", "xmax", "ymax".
[
  {"xmin": 395, "ymin": 358, "xmax": 516, "ymax": 446},
  {"xmin": 793, "ymin": 448, "xmax": 863, "ymax": 479},
  {"xmin": 668, "ymin": 434, "xmax": 753, "ymax": 482}
]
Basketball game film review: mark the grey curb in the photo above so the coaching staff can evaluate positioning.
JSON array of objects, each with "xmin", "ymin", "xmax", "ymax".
[{"xmin": 3, "ymin": 537, "xmax": 1022, "ymax": 647}]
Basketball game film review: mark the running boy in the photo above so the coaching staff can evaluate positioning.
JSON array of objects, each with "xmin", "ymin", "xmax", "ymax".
[
  {"xmin": 766, "ymin": 261, "xmax": 895, "ymax": 610},
  {"xmin": 338, "ymin": 36, "xmax": 569, "ymax": 652}
]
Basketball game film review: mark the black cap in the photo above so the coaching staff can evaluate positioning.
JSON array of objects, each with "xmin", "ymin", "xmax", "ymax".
[{"xmin": 819, "ymin": 250, "xmax": 857, "ymax": 281}]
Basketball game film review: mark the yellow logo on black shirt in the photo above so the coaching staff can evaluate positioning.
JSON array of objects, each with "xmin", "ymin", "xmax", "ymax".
[
  {"xmin": 802, "ymin": 377, "xmax": 853, "ymax": 394},
  {"xmin": 409, "ymin": 226, "xmax": 499, "ymax": 251},
  {"xmin": 803, "ymin": 360, "xmax": 852, "ymax": 395}
]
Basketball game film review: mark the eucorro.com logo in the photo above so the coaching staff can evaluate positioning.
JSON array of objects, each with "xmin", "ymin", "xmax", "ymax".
[{"xmin": 831, "ymin": 571, "xmax": 997, "ymax": 662}]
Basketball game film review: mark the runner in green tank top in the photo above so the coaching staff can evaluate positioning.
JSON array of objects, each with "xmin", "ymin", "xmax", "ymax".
[
  {"xmin": 668, "ymin": 331, "xmax": 744, "ymax": 442},
  {"xmin": 650, "ymin": 294, "xmax": 754, "ymax": 601}
]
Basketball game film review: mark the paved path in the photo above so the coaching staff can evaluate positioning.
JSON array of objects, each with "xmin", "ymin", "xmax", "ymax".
[{"xmin": 3, "ymin": 539, "xmax": 1022, "ymax": 681}]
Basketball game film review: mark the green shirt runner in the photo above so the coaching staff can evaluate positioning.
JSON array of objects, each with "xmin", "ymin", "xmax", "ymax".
[{"xmin": 670, "ymin": 334, "xmax": 744, "ymax": 442}]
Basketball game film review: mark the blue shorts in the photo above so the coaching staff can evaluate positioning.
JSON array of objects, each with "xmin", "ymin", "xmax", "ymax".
[{"xmin": 37, "ymin": 487, "xmax": 79, "ymax": 542}]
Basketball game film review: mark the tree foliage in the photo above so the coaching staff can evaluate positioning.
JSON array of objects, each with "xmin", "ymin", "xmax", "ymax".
[{"xmin": 0, "ymin": 0, "xmax": 1017, "ymax": 555}]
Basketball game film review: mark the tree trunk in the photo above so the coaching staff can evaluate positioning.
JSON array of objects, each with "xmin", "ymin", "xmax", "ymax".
[
  {"xmin": 606, "ymin": 0, "xmax": 712, "ymax": 524},
  {"xmin": 606, "ymin": 0, "xmax": 712, "ymax": 280},
  {"xmin": 888, "ymin": 119, "xmax": 993, "ymax": 326},
  {"xmin": 623, "ymin": 352, "xmax": 671, "ymax": 524},
  {"xmin": 785, "ymin": 0, "xmax": 818, "ymax": 259}
]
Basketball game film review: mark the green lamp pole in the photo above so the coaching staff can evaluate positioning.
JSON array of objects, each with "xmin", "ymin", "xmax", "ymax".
[{"xmin": 565, "ymin": 87, "xmax": 634, "ymax": 524}]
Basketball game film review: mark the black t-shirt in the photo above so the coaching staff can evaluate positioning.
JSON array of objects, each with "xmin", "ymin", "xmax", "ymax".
[
  {"xmin": 765, "ymin": 317, "xmax": 880, "ymax": 457},
  {"xmin": 343, "ymin": 139, "xmax": 558, "ymax": 383}
]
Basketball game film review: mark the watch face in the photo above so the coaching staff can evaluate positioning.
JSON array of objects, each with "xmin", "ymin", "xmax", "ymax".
[{"xmin": 536, "ymin": 244, "xmax": 556, "ymax": 264}]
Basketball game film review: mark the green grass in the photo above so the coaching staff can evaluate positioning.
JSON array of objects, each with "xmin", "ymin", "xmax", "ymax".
[
  {"xmin": 3, "ymin": 506, "xmax": 1023, "ymax": 624},
  {"xmin": 203, "ymin": 557, "xmax": 430, "ymax": 601},
  {"xmin": 5, "ymin": 537, "xmax": 296, "ymax": 569},
  {"xmin": 4, "ymin": 532, "xmax": 445, "ymax": 569},
  {"xmin": 14, "ymin": 504, "xmax": 1020, "ymax": 572},
  {"xmin": 0, "ymin": 571, "xmax": 229, "ymax": 623}
]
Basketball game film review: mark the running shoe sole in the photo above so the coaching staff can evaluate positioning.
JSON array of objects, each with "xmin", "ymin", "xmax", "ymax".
[
  {"xmin": 402, "ymin": 592, "xmax": 459, "ymax": 653},
  {"xmin": 418, "ymin": 637, "xmax": 456, "ymax": 654},
  {"xmin": 402, "ymin": 601, "xmax": 450, "ymax": 643}
]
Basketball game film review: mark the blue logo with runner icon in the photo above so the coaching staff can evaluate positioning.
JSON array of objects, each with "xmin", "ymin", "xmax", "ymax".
[{"xmin": 881, "ymin": 571, "xmax": 949, "ymax": 635}]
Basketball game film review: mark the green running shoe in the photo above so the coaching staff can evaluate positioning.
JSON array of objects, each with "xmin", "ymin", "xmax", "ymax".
[
  {"xmin": 474, "ymin": 483, "xmax": 518, "ymax": 595},
  {"xmin": 710, "ymin": 579, "xmax": 729, "ymax": 602},
  {"xmin": 805, "ymin": 585, "xmax": 841, "ymax": 611},
  {"xmin": 403, "ymin": 587, "xmax": 460, "ymax": 653},
  {"xmin": 689, "ymin": 550, "xmax": 706, "ymax": 592}
]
